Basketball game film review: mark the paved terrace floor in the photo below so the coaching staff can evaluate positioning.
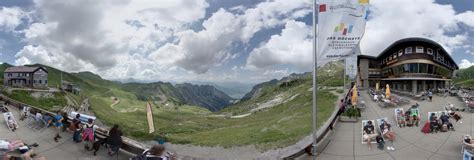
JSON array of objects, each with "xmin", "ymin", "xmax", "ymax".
[
  {"xmin": 317, "ymin": 91, "xmax": 472, "ymax": 160},
  {"xmin": 0, "ymin": 105, "xmax": 132, "ymax": 160}
]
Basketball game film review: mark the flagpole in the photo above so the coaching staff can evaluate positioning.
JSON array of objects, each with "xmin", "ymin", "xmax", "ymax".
[{"xmin": 311, "ymin": 0, "xmax": 319, "ymax": 157}]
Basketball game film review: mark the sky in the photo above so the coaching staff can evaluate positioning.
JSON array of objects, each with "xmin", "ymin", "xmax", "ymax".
[{"xmin": 0, "ymin": 0, "xmax": 473, "ymax": 84}]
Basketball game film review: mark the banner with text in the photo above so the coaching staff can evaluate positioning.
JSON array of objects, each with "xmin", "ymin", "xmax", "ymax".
[{"xmin": 317, "ymin": 0, "xmax": 369, "ymax": 66}]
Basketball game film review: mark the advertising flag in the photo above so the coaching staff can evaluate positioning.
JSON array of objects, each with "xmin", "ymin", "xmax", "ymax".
[
  {"xmin": 146, "ymin": 102, "xmax": 155, "ymax": 134},
  {"xmin": 317, "ymin": 0, "xmax": 369, "ymax": 66}
]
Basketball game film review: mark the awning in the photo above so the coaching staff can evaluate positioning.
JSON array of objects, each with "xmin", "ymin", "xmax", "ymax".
[{"xmin": 381, "ymin": 77, "xmax": 451, "ymax": 81}]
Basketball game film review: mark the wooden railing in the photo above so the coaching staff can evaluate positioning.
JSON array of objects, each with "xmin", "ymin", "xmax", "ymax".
[{"xmin": 0, "ymin": 94, "xmax": 148, "ymax": 156}]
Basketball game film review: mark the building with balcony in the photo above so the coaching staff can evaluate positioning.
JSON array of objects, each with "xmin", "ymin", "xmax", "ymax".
[{"xmin": 358, "ymin": 37, "xmax": 458, "ymax": 94}]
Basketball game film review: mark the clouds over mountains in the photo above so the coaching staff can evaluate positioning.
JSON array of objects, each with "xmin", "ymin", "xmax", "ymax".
[{"xmin": 1, "ymin": 0, "xmax": 473, "ymax": 82}]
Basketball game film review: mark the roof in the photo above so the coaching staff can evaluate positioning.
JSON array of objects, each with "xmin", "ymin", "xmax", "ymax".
[
  {"xmin": 4, "ymin": 66, "xmax": 48, "ymax": 73},
  {"xmin": 359, "ymin": 37, "xmax": 459, "ymax": 69}
]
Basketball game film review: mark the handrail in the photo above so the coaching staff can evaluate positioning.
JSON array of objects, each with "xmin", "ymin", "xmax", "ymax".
[
  {"xmin": 284, "ymin": 84, "xmax": 354, "ymax": 159},
  {"xmin": 0, "ymin": 94, "xmax": 148, "ymax": 156}
]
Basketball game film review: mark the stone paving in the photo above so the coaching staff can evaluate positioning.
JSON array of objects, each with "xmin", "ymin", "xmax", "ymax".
[
  {"xmin": 317, "ymin": 91, "xmax": 472, "ymax": 160},
  {"xmin": 0, "ymin": 105, "xmax": 132, "ymax": 160}
]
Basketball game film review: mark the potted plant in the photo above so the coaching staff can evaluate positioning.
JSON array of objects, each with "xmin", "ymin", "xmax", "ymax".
[{"xmin": 339, "ymin": 105, "xmax": 361, "ymax": 122}]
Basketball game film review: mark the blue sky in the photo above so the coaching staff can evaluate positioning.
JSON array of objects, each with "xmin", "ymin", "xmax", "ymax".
[{"xmin": 0, "ymin": 0, "xmax": 473, "ymax": 84}]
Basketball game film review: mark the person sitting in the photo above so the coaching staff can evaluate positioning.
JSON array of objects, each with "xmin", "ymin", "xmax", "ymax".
[
  {"xmin": 409, "ymin": 105, "xmax": 420, "ymax": 126},
  {"xmin": 20, "ymin": 110, "xmax": 28, "ymax": 121},
  {"xmin": 429, "ymin": 113, "xmax": 440, "ymax": 133},
  {"xmin": 363, "ymin": 121, "xmax": 378, "ymax": 150},
  {"xmin": 464, "ymin": 135, "xmax": 474, "ymax": 149},
  {"xmin": 380, "ymin": 120, "xmax": 396, "ymax": 143},
  {"xmin": 449, "ymin": 111, "xmax": 462, "ymax": 123},
  {"xmin": 440, "ymin": 112, "xmax": 454, "ymax": 131},
  {"xmin": 7, "ymin": 115, "xmax": 18, "ymax": 132},
  {"xmin": 405, "ymin": 110, "xmax": 413, "ymax": 127},
  {"xmin": 396, "ymin": 111, "xmax": 406, "ymax": 128},
  {"xmin": 42, "ymin": 114, "xmax": 53, "ymax": 127}
]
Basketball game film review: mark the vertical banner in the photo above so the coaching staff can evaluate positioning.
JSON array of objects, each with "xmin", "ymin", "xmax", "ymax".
[
  {"xmin": 345, "ymin": 53, "xmax": 358, "ymax": 79},
  {"xmin": 317, "ymin": 0, "xmax": 369, "ymax": 66},
  {"xmin": 146, "ymin": 102, "xmax": 155, "ymax": 134}
]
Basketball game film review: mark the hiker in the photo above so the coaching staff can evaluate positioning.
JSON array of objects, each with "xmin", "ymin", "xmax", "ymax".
[
  {"xmin": 107, "ymin": 124, "xmax": 123, "ymax": 156},
  {"xmin": 72, "ymin": 114, "xmax": 82, "ymax": 143},
  {"xmin": 363, "ymin": 121, "xmax": 377, "ymax": 150},
  {"xmin": 61, "ymin": 112, "xmax": 69, "ymax": 132},
  {"xmin": 428, "ymin": 90, "xmax": 433, "ymax": 102},
  {"xmin": 440, "ymin": 112, "xmax": 454, "ymax": 131},
  {"xmin": 53, "ymin": 111, "xmax": 64, "ymax": 142},
  {"xmin": 7, "ymin": 115, "xmax": 18, "ymax": 132},
  {"xmin": 82, "ymin": 118, "xmax": 98, "ymax": 151}
]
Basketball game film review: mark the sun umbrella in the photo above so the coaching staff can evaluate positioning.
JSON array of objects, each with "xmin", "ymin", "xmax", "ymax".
[
  {"xmin": 386, "ymin": 84, "xmax": 391, "ymax": 99},
  {"xmin": 352, "ymin": 85, "xmax": 358, "ymax": 106}
]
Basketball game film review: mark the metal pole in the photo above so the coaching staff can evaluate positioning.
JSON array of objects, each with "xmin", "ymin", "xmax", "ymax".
[
  {"xmin": 312, "ymin": 0, "xmax": 319, "ymax": 157},
  {"xmin": 344, "ymin": 59, "xmax": 346, "ymax": 93}
]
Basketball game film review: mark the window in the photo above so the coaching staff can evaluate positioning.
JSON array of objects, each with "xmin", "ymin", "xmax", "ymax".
[
  {"xmin": 39, "ymin": 80, "xmax": 42, "ymax": 84},
  {"xmin": 405, "ymin": 47, "xmax": 412, "ymax": 54},
  {"xmin": 389, "ymin": 56, "xmax": 392, "ymax": 61},
  {"xmin": 427, "ymin": 64, "xmax": 433, "ymax": 74},
  {"xmin": 427, "ymin": 48, "xmax": 433, "ymax": 55},
  {"xmin": 26, "ymin": 73, "xmax": 29, "ymax": 77},
  {"xmin": 8, "ymin": 73, "xmax": 11, "ymax": 77},
  {"xmin": 419, "ymin": 63, "xmax": 427, "ymax": 73},
  {"xmin": 398, "ymin": 50, "xmax": 403, "ymax": 56},
  {"xmin": 393, "ymin": 53, "xmax": 397, "ymax": 59},
  {"xmin": 34, "ymin": 80, "xmax": 36, "ymax": 83},
  {"xmin": 409, "ymin": 63, "xmax": 418, "ymax": 73},
  {"xmin": 415, "ymin": 46, "xmax": 423, "ymax": 53},
  {"xmin": 45, "ymin": 80, "xmax": 47, "ymax": 84}
]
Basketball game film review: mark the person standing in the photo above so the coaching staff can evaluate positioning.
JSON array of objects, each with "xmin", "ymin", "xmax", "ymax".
[
  {"xmin": 72, "ymin": 114, "xmax": 82, "ymax": 143},
  {"xmin": 107, "ymin": 124, "xmax": 122, "ymax": 156},
  {"xmin": 82, "ymin": 118, "xmax": 98, "ymax": 151},
  {"xmin": 53, "ymin": 111, "xmax": 64, "ymax": 142},
  {"xmin": 428, "ymin": 90, "xmax": 433, "ymax": 102}
]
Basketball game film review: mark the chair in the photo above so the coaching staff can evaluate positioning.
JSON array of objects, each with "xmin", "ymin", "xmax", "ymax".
[
  {"xmin": 3, "ymin": 112, "xmax": 18, "ymax": 131},
  {"xmin": 362, "ymin": 120, "xmax": 377, "ymax": 144}
]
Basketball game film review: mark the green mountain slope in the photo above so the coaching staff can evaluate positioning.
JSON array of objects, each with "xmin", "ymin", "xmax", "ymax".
[{"xmin": 454, "ymin": 65, "xmax": 474, "ymax": 88}]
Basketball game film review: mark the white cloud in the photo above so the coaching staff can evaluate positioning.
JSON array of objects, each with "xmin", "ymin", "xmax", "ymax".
[
  {"xmin": 459, "ymin": 59, "xmax": 474, "ymax": 69},
  {"xmin": 0, "ymin": 7, "xmax": 25, "ymax": 31},
  {"xmin": 246, "ymin": 20, "xmax": 312, "ymax": 70},
  {"xmin": 361, "ymin": 0, "xmax": 474, "ymax": 56}
]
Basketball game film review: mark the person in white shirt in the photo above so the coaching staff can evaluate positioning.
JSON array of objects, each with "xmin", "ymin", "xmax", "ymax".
[
  {"xmin": 0, "ymin": 139, "xmax": 25, "ymax": 151},
  {"xmin": 373, "ymin": 94, "xmax": 378, "ymax": 101}
]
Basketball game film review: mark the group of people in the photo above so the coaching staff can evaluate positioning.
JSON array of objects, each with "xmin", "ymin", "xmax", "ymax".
[
  {"xmin": 53, "ymin": 111, "xmax": 123, "ymax": 156},
  {"xmin": 428, "ymin": 112, "xmax": 455, "ymax": 133},
  {"xmin": 363, "ymin": 120, "xmax": 396, "ymax": 151},
  {"xmin": 396, "ymin": 104, "xmax": 420, "ymax": 128}
]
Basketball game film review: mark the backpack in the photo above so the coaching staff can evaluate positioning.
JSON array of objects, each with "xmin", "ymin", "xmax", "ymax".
[
  {"xmin": 441, "ymin": 124, "xmax": 448, "ymax": 132},
  {"xmin": 376, "ymin": 136, "xmax": 384, "ymax": 150},
  {"xmin": 421, "ymin": 122, "xmax": 430, "ymax": 134}
]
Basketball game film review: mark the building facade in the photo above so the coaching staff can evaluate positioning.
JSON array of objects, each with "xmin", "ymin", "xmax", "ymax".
[
  {"xmin": 358, "ymin": 38, "xmax": 458, "ymax": 94},
  {"xmin": 3, "ymin": 66, "xmax": 48, "ymax": 88}
]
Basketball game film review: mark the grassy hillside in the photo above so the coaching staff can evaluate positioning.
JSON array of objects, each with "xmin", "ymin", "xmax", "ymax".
[
  {"xmin": 455, "ymin": 66, "xmax": 474, "ymax": 88},
  {"xmin": 0, "ymin": 63, "xmax": 341, "ymax": 151}
]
